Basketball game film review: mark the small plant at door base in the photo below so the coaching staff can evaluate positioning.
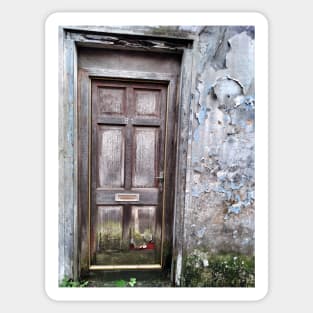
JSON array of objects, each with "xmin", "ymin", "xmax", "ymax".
[
  {"xmin": 60, "ymin": 277, "xmax": 89, "ymax": 288},
  {"xmin": 115, "ymin": 277, "xmax": 137, "ymax": 287},
  {"xmin": 128, "ymin": 277, "xmax": 137, "ymax": 287}
]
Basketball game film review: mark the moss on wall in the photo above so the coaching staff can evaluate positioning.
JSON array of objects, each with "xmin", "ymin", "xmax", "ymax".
[{"xmin": 181, "ymin": 249, "xmax": 255, "ymax": 287}]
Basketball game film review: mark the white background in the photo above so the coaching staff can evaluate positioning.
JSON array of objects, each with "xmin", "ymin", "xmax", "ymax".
[{"xmin": 1, "ymin": 0, "xmax": 312, "ymax": 311}]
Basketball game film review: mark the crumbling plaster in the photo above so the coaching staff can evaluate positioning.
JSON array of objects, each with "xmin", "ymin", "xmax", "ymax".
[{"xmin": 186, "ymin": 26, "xmax": 255, "ymax": 256}]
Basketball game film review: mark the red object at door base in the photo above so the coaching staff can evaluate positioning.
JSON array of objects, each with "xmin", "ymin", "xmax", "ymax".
[{"xmin": 129, "ymin": 241, "xmax": 155, "ymax": 250}]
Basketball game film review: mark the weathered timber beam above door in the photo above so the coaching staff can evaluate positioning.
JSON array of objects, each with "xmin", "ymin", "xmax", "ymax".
[
  {"xmin": 63, "ymin": 25, "xmax": 198, "ymax": 41},
  {"xmin": 65, "ymin": 29, "xmax": 193, "ymax": 52}
]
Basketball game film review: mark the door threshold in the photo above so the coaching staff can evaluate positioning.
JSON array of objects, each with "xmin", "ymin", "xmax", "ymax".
[
  {"xmin": 82, "ymin": 269, "xmax": 173, "ymax": 287},
  {"xmin": 89, "ymin": 264, "xmax": 162, "ymax": 270}
]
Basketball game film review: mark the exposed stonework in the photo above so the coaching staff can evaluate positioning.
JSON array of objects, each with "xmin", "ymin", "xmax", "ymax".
[{"xmin": 187, "ymin": 27, "xmax": 255, "ymax": 256}]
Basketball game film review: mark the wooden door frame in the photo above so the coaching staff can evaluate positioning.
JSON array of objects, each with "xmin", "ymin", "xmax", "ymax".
[
  {"xmin": 59, "ymin": 27, "xmax": 195, "ymax": 284},
  {"xmin": 79, "ymin": 69, "xmax": 177, "ymax": 272}
]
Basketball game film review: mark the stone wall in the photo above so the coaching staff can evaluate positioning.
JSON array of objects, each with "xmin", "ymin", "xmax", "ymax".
[{"xmin": 187, "ymin": 26, "xmax": 255, "ymax": 256}]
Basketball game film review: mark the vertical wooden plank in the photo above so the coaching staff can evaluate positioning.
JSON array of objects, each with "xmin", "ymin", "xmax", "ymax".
[
  {"xmin": 124, "ymin": 87, "xmax": 133, "ymax": 190},
  {"xmin": 62, "ymin": 37, "xmax": 75, "ymax": 279},
  {"xmin": 172, "ymin": 48, "xmax": 194, "ymax": 285},
  {"xmin": 123, "ymin": 87, "xmax": 133, "ymax": 252},
  {"xmin": 90, "ymin": 81, "xmax": 98, "ymax": 264},
  {"xmin": 160, "ymin": 82, "xmax": 174, "ymax": 268},
  {"xmin": 58, "ymin": 27, "xmax": 65, "ymax": 282},
  {"xmin": 122, "ymin": 204, "xmax": 131, "ymax": 246},
  {"xmin": 77, "ymin": 69, "xmax": 90, "ymax": 274},
  {"xmin": 156, "ymin": 86, "xmax": 166, "ymax": 267},
  {"xmin": 73, "ymin": 42, "xmax": 79, "ymax": 281}
]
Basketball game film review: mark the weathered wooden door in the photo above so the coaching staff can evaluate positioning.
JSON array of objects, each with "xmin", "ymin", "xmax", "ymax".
[
  {"xmin": 77, "ymin": 47, "xmax": 180, "ymax": 273},
  {"xmin": 89, "ymin": 79, "xmax": 168, "ymax": 269}
]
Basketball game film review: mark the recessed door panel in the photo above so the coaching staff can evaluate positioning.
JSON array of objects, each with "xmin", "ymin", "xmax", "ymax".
[
  {"xmin": 133, "ymin": 127, "xmax": 159, "ymax": 188},
  {"xmin": 130, "ymin": 206, "xmax": 157, "ymax": 248},
  {"xmin": 94, "ymin": 206, "xmax": 123, "ymax": 266},
  {"xmin": 98, "ymin": 126, "xmax": 125, "ymax": 188},
  {"xmin": 135, "ymin": 89, "xmax": 160, "ymax": 117},
  {"xmin": 98, "ymin": 87, "xmax": 125, "ymax": 116}
]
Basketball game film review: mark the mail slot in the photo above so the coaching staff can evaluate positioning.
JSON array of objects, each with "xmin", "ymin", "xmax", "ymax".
[{"xmin": 115, "ymin": 193, "xmax": 140, "ymax": 201}]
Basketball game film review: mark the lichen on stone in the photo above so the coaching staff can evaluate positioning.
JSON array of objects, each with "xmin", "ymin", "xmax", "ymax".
[{"xmin": 182, "ymin": 249, "xmax": 255, "ymax": 287}]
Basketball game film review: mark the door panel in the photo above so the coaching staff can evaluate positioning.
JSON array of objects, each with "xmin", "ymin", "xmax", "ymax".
[
  {"xmin": 134, "ymin": 89, "xmax": 160, "ymax": 117},
  {"xmin": 98, "ymin": 87, "xmax": 125, "ymax": 116},
  {"xmin": 133, "ymin": 127, "xmax": 159, "ymax": 188},
  {"xmin": 97, "ymin": 126, "xmax": 125, "ymax": 188},
  {"xmin": 96, "ymin": 206, "xmax": 123, "ymax": 251},
  {"xmin": 90, "ymin": 80, "xmax": 167, "ymax": 268}
]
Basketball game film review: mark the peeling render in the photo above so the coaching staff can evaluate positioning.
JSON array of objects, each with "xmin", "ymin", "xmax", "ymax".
[{"xmin": 187, "ymin": 26, "xmax": 255, "ymax": 256}]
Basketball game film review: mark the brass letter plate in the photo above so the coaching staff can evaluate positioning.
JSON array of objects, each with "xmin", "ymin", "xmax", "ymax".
[{"xmin": 115, "ymin": 193, "xmax": 140, "ymax": 201}]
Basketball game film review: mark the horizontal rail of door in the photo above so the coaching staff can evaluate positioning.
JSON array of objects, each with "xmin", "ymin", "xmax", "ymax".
[
  {"xmin": 96, "ymin": 189, "xmax": 159, "ymax": 205},
  {"xmin": 96, "ymin": 117, "xmax": 162, "ymax": 126}
]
